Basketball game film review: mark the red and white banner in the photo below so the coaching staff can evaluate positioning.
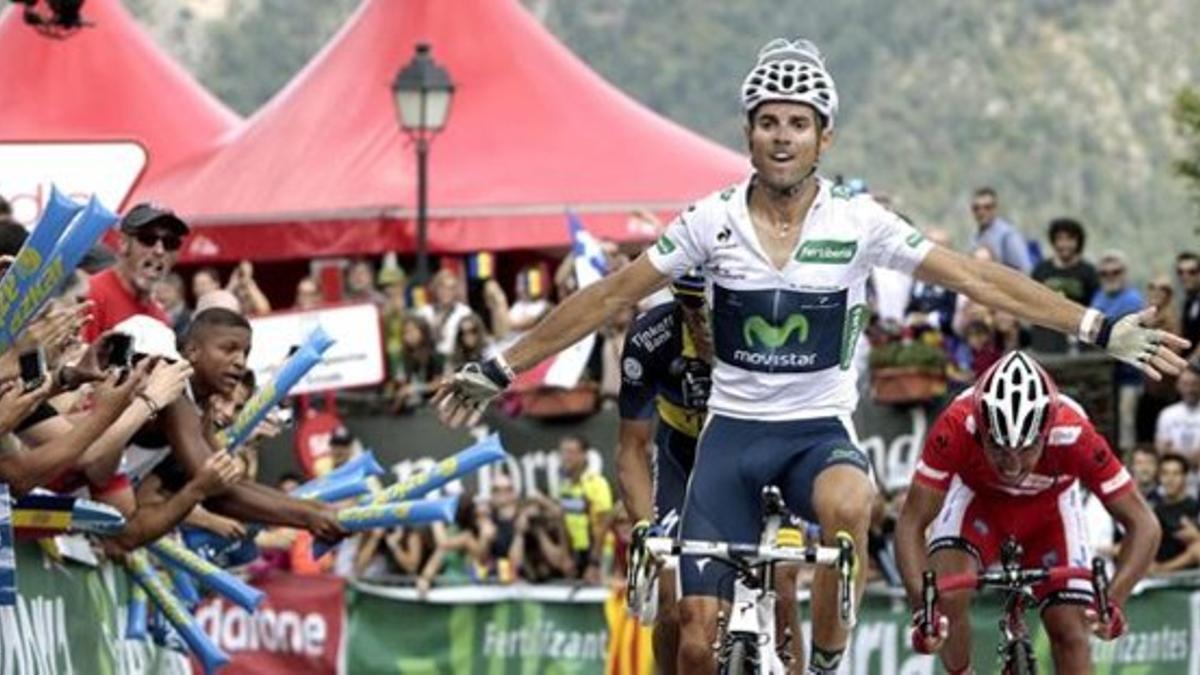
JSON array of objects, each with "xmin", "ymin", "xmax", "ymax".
[{"xmin": 193, "ymin": 572, "xmax": 345, "ymax": 675}]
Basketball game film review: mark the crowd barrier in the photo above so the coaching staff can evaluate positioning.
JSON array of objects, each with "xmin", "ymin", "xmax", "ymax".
[{"xmin": 3, "ymin": 540, "xmax": 1198, "ymax": 674}]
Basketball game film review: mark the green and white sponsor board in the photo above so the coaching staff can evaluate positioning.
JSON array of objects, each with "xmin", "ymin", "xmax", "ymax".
[
  {"xmin": 0, "ymin": 540, "xmax": 188, "ymax": 675},
  {"xmin": 836, "ymin": 584, "xmax": 1200, "ymax": 674},
  {"xmin": 347, "ymin": 583, "xmax": 610, "ymax": 675},
  {"xmin": 347, "ymin": 580, "xmax": 1200, "ymax": 675},
  {"xmin": 3, "ymin": 537, "xmax": 1198, "ymax": 674}
]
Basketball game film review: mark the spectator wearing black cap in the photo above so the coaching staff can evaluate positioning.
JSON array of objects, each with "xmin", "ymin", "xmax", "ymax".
[
  {"xmin": 1029, "ymin": 218, "xmax": 1099, "ymax": 354},
  {"xmin": 83, "ymin": 203, "xmax": 189, "ymax": 342}
]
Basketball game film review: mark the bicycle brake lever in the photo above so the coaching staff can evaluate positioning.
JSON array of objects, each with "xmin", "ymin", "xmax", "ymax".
[
  {"xmin": 1091, "ymin": 558, "xmax": 1111, "ymax": 625},
  {"xmin": 921, "ymin": 570, "xmax": 938, "ymax": 636}
]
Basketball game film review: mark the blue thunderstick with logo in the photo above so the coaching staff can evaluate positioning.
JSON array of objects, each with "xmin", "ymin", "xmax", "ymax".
[
  {"xmin": 148, "ymin": 537, "xmax": 265, "ymax": 611},
  {"xmin": 218, "ymin": 325, "xmax": 335, "ymax": 452},
  {"xmin": 359, "ymin": 434, "xmax": 508, "ymax": 505},
  {"xmin": 124, "ymin": 550, "xmax": 229, "ymax": 674}
]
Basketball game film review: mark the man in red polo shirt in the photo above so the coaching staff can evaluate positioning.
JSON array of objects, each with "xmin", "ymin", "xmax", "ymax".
[{"xmin": 83, "ymin": 203, "xmax": 187, "ymax": 341}]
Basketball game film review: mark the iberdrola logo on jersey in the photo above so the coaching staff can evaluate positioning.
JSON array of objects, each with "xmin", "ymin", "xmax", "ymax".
[
  {"xmin": 743, "ymin": 314, "xmax": 809, "ymax": 348},
  {"xmin": 795, "ymin": 240, "xmax": 857, "ymax": 264},
  {"xmin": 655, "ymin": 234, "xmax": 677, "ymax": 255}
]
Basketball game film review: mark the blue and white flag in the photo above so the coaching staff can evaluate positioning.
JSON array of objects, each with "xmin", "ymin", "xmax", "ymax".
[
  {"xmin": 541, "ymin": 212, "xmax": 608, "ymax": 388},
  {"xmin": 0, "ymin": 484, "xmax": 14, "ymax": 607}
]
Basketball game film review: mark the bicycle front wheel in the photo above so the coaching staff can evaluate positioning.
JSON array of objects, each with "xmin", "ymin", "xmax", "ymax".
[
  {"xmin": 721, "ymin": 635, "xmax": 759, "ymax": 675},
  {"xmin": 1005, "ymin": 639, "xmax": 1036, "ymax": 675}
]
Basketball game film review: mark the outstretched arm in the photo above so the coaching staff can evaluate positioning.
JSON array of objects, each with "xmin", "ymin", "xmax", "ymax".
[
  {"xmin": 916, "ymin": 246, "xmax": 1189, "ymax": 377},
  {"xmin": 503, "ymin": 255, "xmax": 668, "ymax": 372},
  {"xmin": 435, "ymin": 255, "xmax": 669, "ymax": 427},
  {"xmin": 161, "ymin": 397, "xmax": 345, "ymax": 540}
]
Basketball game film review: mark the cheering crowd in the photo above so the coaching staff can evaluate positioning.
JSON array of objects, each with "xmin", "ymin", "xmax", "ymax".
[
  {"xmin": 0, "ymin": 197, "xmax": 347, "ymax": 584},
  {"xmin": 1, "ymin": 175, "xmax": 1198, "ymax": 601}
]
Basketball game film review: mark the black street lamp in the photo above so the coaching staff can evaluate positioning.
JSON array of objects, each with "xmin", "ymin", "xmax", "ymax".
[{"xmin": 392, "ymin": 42, "xmax": 455, "ymax": 284}]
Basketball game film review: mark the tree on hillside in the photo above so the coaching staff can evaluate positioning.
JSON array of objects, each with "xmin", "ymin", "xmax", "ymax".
[
  {"xmin": 202, "ymin": 0, "xmax": 358, "ymax": 115},
  {"xmin": 1173, "ymin": 86, "xmax": 1200, "ymax": 229}
]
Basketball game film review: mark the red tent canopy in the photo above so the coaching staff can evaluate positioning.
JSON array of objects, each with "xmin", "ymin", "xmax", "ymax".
[
  {"xmin": 136, "ymin": 0, "xmax": 747, "ymax": 263},
  {"xmin": 0, "ymin": 0, "xmax": 240, "ymax": 212}
]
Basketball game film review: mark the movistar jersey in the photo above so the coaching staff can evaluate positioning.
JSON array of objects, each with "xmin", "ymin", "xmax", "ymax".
[
  {"xmin": 618, "ymin": 301, "xmax": 707, "ymax": 437},
  {"xmin": 647, "ymin": 177, "xmax": 933, "ymax": 421}
]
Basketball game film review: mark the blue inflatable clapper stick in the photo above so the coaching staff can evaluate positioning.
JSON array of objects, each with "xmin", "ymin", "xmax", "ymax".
[
  {"xmin": 0, "ymin": 186, "xmax": 82, "ymax": 349},
  {"xmin": 126, "ymin": 583, "xmax": 149, "ymax": 640},
  {"xmin": 3, "ymin": 195, "xmax": 118, "ymax": 344},
  {"xmin": 295, "ymin": 450, "xmax": 385, "ymax": 497},
  {"xmin": 312, "ymin": 495, "xmax": 459, "ymax": 558},
  {"xmin": 361, "ymin": 434, "xmax": 507, "ymax": 505},
  {"xmin": 149, "ymin": 537, "xmax": 264, "ymax": 611},
  {"xmin": 218, "ymin": 326, "xmax": 334, "ymax": 452},
  {"xmin": 293, "ymin": 471, "xmax": 372, "ymax": 503},
  {"xmin": 170, "ymin": 566, "xmax": 202, "ymax": 609},
  {"xmin": 124, "ymin": 550, "xmax": 229, "ymax": 673}
]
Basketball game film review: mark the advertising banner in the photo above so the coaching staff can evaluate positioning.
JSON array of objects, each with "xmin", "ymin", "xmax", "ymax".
[
  {"xmin": 346, "ymin": 584, "xmax": 609, "ymax": 675},
  {"xmin": 194, "ymin": 572, "xmax": 345, "ymax": 675},
  {"xmin": 826, "ymin": 585, "xmax": 1200, "ymax": 674},
  {"xmin": 248, "ymin": 303, "xmax": 384, "ymax": 395},
  {"xmin": 0, "ymin": 141, "xmax": 147, "ymax": 224},
  {"xmin": 0, "ymin": 540, "xmax": 188, "ymax": 675}
]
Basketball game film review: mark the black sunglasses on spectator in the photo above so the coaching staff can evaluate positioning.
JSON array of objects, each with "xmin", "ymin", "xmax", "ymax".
[
  {"xmin": 1099, "ymin": 268, "xmax": 1124, "ymax": 278},
  {"xmin": 134, "ymin": 231, "xmax": 183, "ymax": 252}
]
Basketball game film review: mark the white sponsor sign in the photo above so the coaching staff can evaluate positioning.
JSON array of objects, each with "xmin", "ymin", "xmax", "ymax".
[
  {"xmin": 0, "ymin": 142, "xmax": 148, "ymax": 224},
  {"xmin": 248, "ymin": 303, "xmax": 385, "ymax": 395}
]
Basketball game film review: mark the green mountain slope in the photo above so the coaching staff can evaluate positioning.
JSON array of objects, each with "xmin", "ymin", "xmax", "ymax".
[{"xmin": 130, "ymin": 0, "xmax": 1200, "ymax": 273}]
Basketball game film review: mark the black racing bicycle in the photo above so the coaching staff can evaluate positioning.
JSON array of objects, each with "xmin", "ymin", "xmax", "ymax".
[{"xmin": 918, "ymin": 537, "xmax": 1111, "ymax": 675}]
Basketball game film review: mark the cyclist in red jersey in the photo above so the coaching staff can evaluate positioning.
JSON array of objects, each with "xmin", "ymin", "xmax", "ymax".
[{"xmin": 896, "ymin": 351, "xmax": 1161, "ymax": 675}]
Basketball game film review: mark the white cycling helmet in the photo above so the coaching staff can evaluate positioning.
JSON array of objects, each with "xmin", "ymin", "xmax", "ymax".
[
  {"xmin": 741, "ymin": 38, "xmax": 839, "ymax": 128},
  {"xmin": 972, "ymin": 351, "xmax": 1059, "ymax": 450}
]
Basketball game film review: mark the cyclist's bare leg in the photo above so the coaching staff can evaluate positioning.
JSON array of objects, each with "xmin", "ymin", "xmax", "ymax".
[
  {"xmin": 677, "ymin": 596, "xmax": 725, "ymax": 675},
  {"xmin": 1041, "ymin": 604, "xmax": 1092, "ymax": 674},
  {"xmin": 928, "ymin": 548, "xmax": 976, "ymax": 673},
  {"xmin": 809, "ymin": 466, "xmax": 874, "ymax": 670},
  {"xmin": 774, "ymin": 564, "xmax": 805, "ymax": 674},
  {"xmin": 653, "ymin": 568, "xmax": 680, "ymax": 675}
]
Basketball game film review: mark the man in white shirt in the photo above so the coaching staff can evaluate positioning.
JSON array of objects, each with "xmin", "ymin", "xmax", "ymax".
[
  {"xmin": 1156, "ymin": 361, "xmax": 1200, "ymax": 466},
  {"xmin": 416, "ymin": 270, "xmax": 473, "ymax": 356}
]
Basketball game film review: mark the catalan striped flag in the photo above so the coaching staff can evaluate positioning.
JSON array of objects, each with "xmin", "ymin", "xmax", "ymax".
[
  {"xmin": 605, "ymin": 586, "xmax": 653, "ymax": 675},
  {"xmin": 12, "ymin": 493, "xmax": 77, "ymax": 539}
]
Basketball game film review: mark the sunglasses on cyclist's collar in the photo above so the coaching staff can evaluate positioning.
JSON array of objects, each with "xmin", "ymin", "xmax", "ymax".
[{"xmin": 132, "ymin": 231, "xmax": 184, "ymax": 252}]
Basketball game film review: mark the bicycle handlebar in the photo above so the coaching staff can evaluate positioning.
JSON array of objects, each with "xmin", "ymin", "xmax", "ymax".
[
  {"xmin": 645, "ymin": 537, "xmax": 842, "ymax": 567},
  {"xmin": 935, "ymin": 565, "xmax": 1093, "ymax": 593}
]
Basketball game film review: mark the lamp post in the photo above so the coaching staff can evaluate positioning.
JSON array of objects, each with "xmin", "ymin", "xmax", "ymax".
[{"xmin": 392, "ymin": 42, "xmax": 455, "ymax": 284}]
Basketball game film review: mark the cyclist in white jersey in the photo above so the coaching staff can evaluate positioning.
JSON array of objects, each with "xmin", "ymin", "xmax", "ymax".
[{"xmin": 435, "ymin": 38, "xmax": 1190, "ymax": 675}]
